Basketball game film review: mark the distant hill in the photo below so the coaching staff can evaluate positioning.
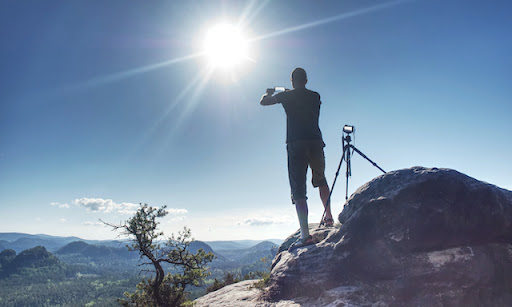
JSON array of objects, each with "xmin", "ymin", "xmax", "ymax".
[
  {"xmin": 189, "ymin": 241, "xmax": 215, "ymax": 254},
  {"xmin": 0, "ymin": 246, "xmax": 63, "ymax": 277},
  {"xmin": 11, "ymin": 246, "xmax": 60, "ymax": 269},
  {"xmin": 57, "ymin": 240, "xmax": 216, "ymax": 257},
  {"xmin": 6, "ymin": 237, "xmax": 74, "ymax": 253},
  {"xmin": 205, "ymin": 239, "xmax": 283, "ymax": 251},
  {"xmin": 0, "ymin": 233, "xmax": 38, "ymax": 242},
  {"xmin": 0, "ymin": 249, "xmax": 16, "ymax": 268},
  {"xmin": 55, "ymin": 240, "xmax": 220, "ymax": 266},
  {"xmin": 91, "ymin": 240, "xmax": 127, "ymax": 248},
  {"xmin": 0, "ymin": 233, "xmax": 87, "ymax": 253},
  {"xmin": 239, "ymin": 241, "xmax": 278, "ymax": 267},
  {"xmin": 0, "ymin": 233, "xmax": 125, "ymax": 253},
  {"xmin": 216, "ymin": 241, "xmax": 278, "ymax": 261},
  {"xmin": 212, "ymin": 240, "xmax": 279, "ymax": 273},
  {"xmin": 56, "ymin": 241, "xmax": 90, "ymax": 254},
  {"xmin": 0, "ymin": 232, "xmax": 83, "ymax": 243},
  {"xmin": 248, "ymin": 241, "xmax": 280, "ymax": 252},
  {"xmin": 56, "ymin": 241, "xmax": 136, "ymax": 260},
  {"xmin": 205, "ymin": 241, "xmax": 248, "ymax": 250}
]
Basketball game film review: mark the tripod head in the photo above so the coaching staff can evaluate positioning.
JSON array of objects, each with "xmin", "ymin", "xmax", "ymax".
[
  {"xmin": 343, "ymin": 134, "xmax": 352, "ymax": 144},
  {"xmin": 342, "ymin": 125, "xmax": 355, "ymax": 147}
]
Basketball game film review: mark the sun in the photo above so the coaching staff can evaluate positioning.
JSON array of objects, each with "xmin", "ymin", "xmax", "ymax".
[{"xmin": 203, "ymin": 23, "xmax": 249, "ymax": 69}]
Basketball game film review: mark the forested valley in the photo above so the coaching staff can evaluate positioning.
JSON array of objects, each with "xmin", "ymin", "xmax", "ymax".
[{"xmin": 0, "ymin": 233, "xmax": 280, "ymax": 306}]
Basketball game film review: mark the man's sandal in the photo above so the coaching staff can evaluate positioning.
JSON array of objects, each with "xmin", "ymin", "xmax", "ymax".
[{"xmin": 320, "ymin": 217, "xmax": 334, "ymax": 227}]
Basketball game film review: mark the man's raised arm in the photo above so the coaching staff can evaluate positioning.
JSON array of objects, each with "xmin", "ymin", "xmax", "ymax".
[{"xmin": 260, "ymin": 88, "xmax": 278, "ymax": 106}]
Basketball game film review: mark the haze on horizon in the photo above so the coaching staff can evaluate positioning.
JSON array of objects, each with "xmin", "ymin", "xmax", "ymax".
[{"xmin": 1, "ymin": 0, "xmax": 511, "ymax": 241}]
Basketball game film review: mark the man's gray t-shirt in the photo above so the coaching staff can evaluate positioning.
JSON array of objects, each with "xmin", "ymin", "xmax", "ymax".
[{"xmin": 274, "ymin": 88, "xmax": 323, "ymax": 143}]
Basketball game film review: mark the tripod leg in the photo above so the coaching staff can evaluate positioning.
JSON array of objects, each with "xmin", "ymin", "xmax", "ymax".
[
  {"xmin": 320, "ymin": 146, "xmax": 346, "ymax": 225},
  {"xmin": 350, "ymin": 145, "xmax": 386, "ymax": 173},
  {"xmin": 345, "ymin": 146, "xmax": 351, "ymax": 201}
]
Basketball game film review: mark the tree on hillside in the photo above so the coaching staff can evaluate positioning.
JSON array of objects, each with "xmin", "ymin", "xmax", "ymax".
[{"xmin": 103, "ymin": 204, "xmax": 214, "ymax": 307}]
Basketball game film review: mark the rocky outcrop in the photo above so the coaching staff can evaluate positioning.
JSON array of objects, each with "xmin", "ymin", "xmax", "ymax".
[
  {"xmin": 267, "ymin": 167, "xmax": 512, "ymax": 306},
  {"xmin": 197, "ymin": 167, "xmax": 512, "ymax": 306}
]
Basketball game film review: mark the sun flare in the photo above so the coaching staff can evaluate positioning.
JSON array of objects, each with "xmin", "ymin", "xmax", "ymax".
[{"xmin": 203, "ymin": 23, "xmax": 249, "ymax": 69}]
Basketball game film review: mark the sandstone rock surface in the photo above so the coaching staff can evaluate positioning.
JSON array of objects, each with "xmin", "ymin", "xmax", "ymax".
[
  {"xmin": 193, "ymin": 280, "xmax": 302, "ymax": 307},
  {"xmin": 197, "ymin": 167, "xmax": 512, "ymax": 306}
]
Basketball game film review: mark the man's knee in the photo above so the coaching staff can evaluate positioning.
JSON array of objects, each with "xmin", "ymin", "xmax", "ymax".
[
  {"xmin": 312, "ymin": 178, "xmax": 328, "ymax": 188},
  {"xmin": 291, "ymin": 193, "xmax": 307, "ymax": 204},
  {"xmin": 293, "ymin": 198, "xmax": 308, "ymax": 210}
]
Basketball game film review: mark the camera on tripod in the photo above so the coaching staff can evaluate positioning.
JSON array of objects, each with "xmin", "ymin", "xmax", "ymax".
[
  {"xmin": 330, "ymin": 124, "xmax": 386, "ymax": 202},
  {"xmin": 343, "ymin": 125, "xmax": 355, "ymax": 134}
]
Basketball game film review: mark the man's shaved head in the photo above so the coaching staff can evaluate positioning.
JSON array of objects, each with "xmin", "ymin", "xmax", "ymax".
[{"xmin": 291, "ymin": 67, "xmax": 307, "ymax": 82}]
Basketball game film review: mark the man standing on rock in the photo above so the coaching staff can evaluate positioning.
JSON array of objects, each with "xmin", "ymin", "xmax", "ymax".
[{"xmin": 260, "ymin": 67, "xmax": 333, "ymax": 247}]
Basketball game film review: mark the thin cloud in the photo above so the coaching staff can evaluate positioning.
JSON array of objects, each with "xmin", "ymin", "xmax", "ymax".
[
  {"xmin": 72, "ymin": 198, "xmax": 188, "ymax": 217},
  {"xmin": 167, "ymin": 208, "xmax": 188, "ymax": 215},
  {"xmin": 50, "ymin": 202, "xmax": 70, "ymax": 208},
  {"xmin": 116, "ymin": 202, "xmax": 140, "ymax": 215},
  {"xmin": 73, "ymin": 198, "xmax": 138, "ymax": 214},
  {"xmin": 164, "ymin": 208, "xmax": 188, "ymax": 223},
  {"xmin": 238, "ymin": 217, "xmax": 288, "ymax": 226},
  {"xmin": 83, "ymin": 221, "xmax": 103, "ymax": 227}
]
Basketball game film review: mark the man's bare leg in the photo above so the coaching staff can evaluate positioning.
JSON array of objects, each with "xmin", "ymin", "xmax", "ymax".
[
  {"xmin": 319, "ymin": 185, "xmax": 333, "ymax": 222},
  {"xmin": 294, "ymin": 198, "xmax": 310, "ymax": 240}
]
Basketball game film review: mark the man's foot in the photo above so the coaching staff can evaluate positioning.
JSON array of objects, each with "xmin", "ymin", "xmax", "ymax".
[
  {"xmin": 288, "ymin": 235, "xmax": 316, "ymax": 251},
  {"xmin": 320, "ymin": 217, "xmax": 334, "ymax": 227}
]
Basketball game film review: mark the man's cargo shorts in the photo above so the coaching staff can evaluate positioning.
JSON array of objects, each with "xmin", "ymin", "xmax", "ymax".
[{"xmin": 287, "ymin": 139, "xmax": 328, "ymax": 203}]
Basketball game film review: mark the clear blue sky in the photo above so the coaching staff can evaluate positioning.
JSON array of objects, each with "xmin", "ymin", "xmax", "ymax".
[{"xmin": 1, "ymin": 0, "xmax": 511, "ymax": 240}]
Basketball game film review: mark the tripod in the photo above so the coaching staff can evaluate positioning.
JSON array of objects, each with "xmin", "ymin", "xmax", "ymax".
[{"xmin": 320, "ymin": 128, "xmax": 386, "ymax": 226}]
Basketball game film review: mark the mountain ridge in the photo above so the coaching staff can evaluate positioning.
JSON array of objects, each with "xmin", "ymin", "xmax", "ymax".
[{"xmin": 0, "ymin": 232, "xmax": 283, "ymax": 253}]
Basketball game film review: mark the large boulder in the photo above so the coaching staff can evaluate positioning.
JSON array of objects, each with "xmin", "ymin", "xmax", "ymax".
[{"xmin": 265, "ymin": 167, "xmax": 512, "ymax": 306}]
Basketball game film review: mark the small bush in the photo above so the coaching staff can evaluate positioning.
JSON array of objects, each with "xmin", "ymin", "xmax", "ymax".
[
  {"xmin": 206, "ymin": 273, "xmax": 239, "ymax": 293},
  {"xmin": 251, "ymin": 271, "xmax": 270, "ymax": 290}
]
